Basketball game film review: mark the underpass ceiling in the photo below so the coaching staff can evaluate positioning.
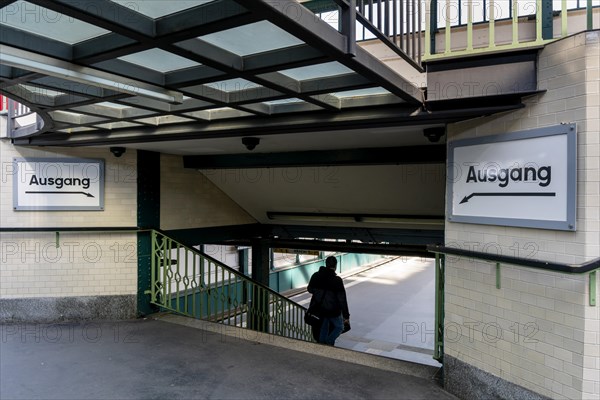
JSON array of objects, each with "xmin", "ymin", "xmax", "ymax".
[{"xmin": 1, "ymin": 0, "xmax": 530, "ymax": 162}]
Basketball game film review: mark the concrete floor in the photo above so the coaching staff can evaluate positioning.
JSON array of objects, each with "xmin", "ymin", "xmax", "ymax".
[
  {"xmin": 0, "ymin": 317, "xmax": 456, "ymax": 400},
  {"xmin": 0, "ymin": 257, "xmax": 452, "ymax": 399}
]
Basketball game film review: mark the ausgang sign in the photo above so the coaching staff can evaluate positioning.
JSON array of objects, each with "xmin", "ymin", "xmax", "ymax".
[
  {"xmin": 13, "ymin": 158, "xmax": 104, "ymax": 211},
  {"xmin": 447, "ymin": 124, "xmax": 576, "ymax": 231}
]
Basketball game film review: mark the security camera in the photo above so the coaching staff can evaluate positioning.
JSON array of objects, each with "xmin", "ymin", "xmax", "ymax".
[
  {"xmin": 423, "ymin": 127, "xmax": 445, "ymax": 143},
  {"xmin": 242, "ymin": 137, "xmax": 260, "ymax": 151},
  {"xmin": 109, "ymin": 147, "xmax": 126, "ymax": 157}
]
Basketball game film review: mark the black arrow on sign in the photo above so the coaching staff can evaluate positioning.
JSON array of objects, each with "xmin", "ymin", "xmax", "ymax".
[
  {"xmin": 26, "ymin": 191, "xmax": 95, "ymax": 198},
  {"xmin": 460, "ymin": 192, "xmax": 556, "ymax": 204}
]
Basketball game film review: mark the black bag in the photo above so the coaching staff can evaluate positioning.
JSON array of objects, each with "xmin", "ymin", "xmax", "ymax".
[
  {"xmin": 342, "ymin": 320, "xmax": 351, "ymax": 333},
  {"xmin": 304, "ymin": 308, "xmax": 321, "ymax": 327}
]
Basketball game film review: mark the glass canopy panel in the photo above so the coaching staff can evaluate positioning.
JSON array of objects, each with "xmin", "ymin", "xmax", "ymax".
[
  {"xmin": 95, "ymin": 102, "xmax": 132, "ymax": 110},
  {"xmin": 333, "ymin": 87, "xmax": 390, "ymax": 98},
  {"xmin": 58, "ymin": 127, "xmax": 99, "ymax": 133},
  {"xmin": 205, "ymin": 78, "xmax": 262, "ymax": 93},
  {"xmin": 93, "ymin": 121, "xmax": 142, "ymax": 130},
  {"xmin": 279, "ymin": 62, "xmax": 354, "ymax": 80},
  {"xmin": 20, "ymin": 85, "xmax": 65, "ymax": 98},
  {"xmin": 0, "ymin": 1, "xmax": 110, "ymax": 44},
  {"xmin": 200, "ymin": 21, "xmax": 304, "ymax": 56},
  {"xmin": 263, "ymin": 98, "xmax": 305, "ymax": 105},
  {"xmin": 110, "ymin": 0, "xmax": 215, "ymax": 18},
  {"xmin": 118, "ymin": 49, "xmax": 199, "ymax": 73}
]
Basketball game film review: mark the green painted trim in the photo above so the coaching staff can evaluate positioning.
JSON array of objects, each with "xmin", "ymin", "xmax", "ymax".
[
  {"xmin": 137, "ymin": 150, "xmax": 161, "ymax": 317},
  {"xmin": 496, "ymin": 263, "xmax": 501, "ymax": 289},
  {"xmin": 269, "ymin": 253, "xmax": 385, "ymax": 292},
  {"xmin": 590, "ymin": 271, "xmax": 597, "ymax": 307},
  {"xmin": 422, "ymin": 40, "xmax": 551, "ymax": 61},
  {"xmin": 445, "ymin": 2, "xmax": 451, "ymax": 54},
  {"xmin": 562, "ymin": 0, "xmax": 568, "ymax": 36},
  {"xmin": 488, "ymin": 0, "xmax": 496, "ymax": 48},
  {"xmin": 512, "ymin": 0, "xmax": 519, "ymax": 46},
  {"xmin": 433, "ymin": 253, "xmax": 444, "ymax": 362},
  {"xmin": 467, "ymin": 0, "xmax": 474, "ymax": 50},
  {"xmin": 588, "ymin": 0, "xmax": 594, "ymax": 30},
  {"xmin": 541, "ymin": 0, "xmax": 554, "ymax": 40}
]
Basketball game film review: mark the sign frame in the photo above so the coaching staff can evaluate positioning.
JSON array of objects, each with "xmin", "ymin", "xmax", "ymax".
[
  {"xmin": 447, "ymin": 124, "xmax": 577, "ymax": 231},
  {"xmin": 13, "ymin": 157, "xmax": 105, "ymax": 211}
]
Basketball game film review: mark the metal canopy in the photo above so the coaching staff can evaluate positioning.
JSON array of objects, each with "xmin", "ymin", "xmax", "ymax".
[{"xmin": 0, "ymin": 0, "xmax": 426, "ymax": 146}]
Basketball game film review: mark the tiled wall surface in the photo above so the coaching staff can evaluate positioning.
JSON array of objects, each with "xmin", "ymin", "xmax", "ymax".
[
  {"xmin": 445, "ymin": 31, "xmax": 600, "ymax": 399},
  {"xmin": 0, "ymin": 142, "xmax": 138, "ymax": 299}
]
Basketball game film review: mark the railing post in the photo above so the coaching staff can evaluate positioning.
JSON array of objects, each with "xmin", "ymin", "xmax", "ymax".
[
  {"xmin": 468, "ymin": 0, "xmax": 474, "ymax": 50},
  {"xmin": 425, "ymin": 0, "xmax": 432, "ymax": 57},
  {"xmin": 590, "ymin": 271, "xmax": 597, "ymax": 307},
  {"xmin": 488, "ymin": 0, "xmax": 496, "ymax": 48},
  {"xmin": 250, "ymin": 239, "xmax": 270, "ymax": 332},
  {"xmin": 587, "ymin": 0, "xmax": 594, "ymax": 30},
  {"xmin": 433, "ymin": 253, "xmax": 445, "ymax": 362},
  {"xmin": 341, "ymin": 0, "xmax": 357, "ymax": 57},
  {"xmin": 7, "ymin": 99, "xmax": 14, "ymax": 136},
  {"xmin": 541, "ymin": 0, "xmax": 554, "ymax": 40},
  {"xmin": 512, "ymin": 0, "xmax": 519, "ymax": 46},
  {"xmin": 561, "ymin": 0, "xmax": 568, "ymax": 37},
  {"xmin": 536, "ymin": 0, "xmax": 543, "ymax": 43},
  {"xmin": 151, "ymin": 231, "xmax": 156, "ymax": 303}
]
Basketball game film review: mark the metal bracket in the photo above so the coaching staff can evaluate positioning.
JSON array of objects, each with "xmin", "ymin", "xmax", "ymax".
[
  {"xmin": 340, "ymin": 0, "xmax": 357, "ymax": 57},
  {"xmin": 496, "ymin": 262, "xmax": 501, "ymax": 289},
  {"xmin": 590, "ymin": 271, "xmax": 597, "ymax": 306}
]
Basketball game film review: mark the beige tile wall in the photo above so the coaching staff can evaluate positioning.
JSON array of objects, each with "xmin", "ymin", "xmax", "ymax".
[
  {"xmin": 444, "ymin": 31, "xmax": 599, "ymax": 399},
  {"xmin": 0, "ymin": 141, "xmax": 138, "ymax": 298}
]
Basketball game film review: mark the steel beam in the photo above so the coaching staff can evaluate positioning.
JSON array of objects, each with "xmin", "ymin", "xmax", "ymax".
[
  {"xmin": 17, "ymin": 103, "xmax": 527, "ymax": 147},
  {"xmin": 183, "ymin": 145, "xmax": 446, "ymax": 169},
  {"xmin": 237, "ymin": 0, "xmax": 422, "ymax": 104},
  {"xmin": 27, "ymin": 0, "xmax": 155, "ymax": 40}
]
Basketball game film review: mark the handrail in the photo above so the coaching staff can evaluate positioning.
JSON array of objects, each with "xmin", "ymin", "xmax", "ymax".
[
  {"xmin": 427, "ymin": 244, "xmax": 600, "ymax": 274},
  {"xmin": 427, "ymin": 245, "xmax": 598, "ymax": 307},
  {"xmin": 150, "ymin": 230, "xmax": 314, "ymax": 342}
]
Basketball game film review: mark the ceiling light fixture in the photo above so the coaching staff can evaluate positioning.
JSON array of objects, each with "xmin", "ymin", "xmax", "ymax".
[
  {"xmin": 266, "ymin": 212, "xmax": 445, "ymax": 227},
  {"xmin": 1, "ymin": 46, "xmax": 183, "ymax": 104}
]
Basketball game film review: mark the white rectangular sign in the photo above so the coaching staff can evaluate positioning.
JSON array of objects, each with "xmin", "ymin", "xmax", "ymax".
[
  {"xmin": 447, "ymin": 124, "xmax": 576, "ymax": 231},
  {"xmin": 13, "ymin": 158, "xmax": 105, "ymax": 211}
]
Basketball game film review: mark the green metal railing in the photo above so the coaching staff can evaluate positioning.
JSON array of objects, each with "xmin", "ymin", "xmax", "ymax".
[
  {"xmin": 149, "ymin": 230, "xmax": 314, "ymax": 342},
  {"xmin": 306, "ymin": 1, "xmax": 598, "ymax": 66},
  {"xmin": 425, "ymin": 0, "xmax": 598, "ymax": 61}
]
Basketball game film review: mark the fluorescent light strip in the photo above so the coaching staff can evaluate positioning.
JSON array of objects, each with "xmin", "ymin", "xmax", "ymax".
[
  {"xmin": 267, "ymin": 212, "xmax": 445, "ymax": 226},
  {"xmin": 1, "ymin": 46, "xmax": 183, "ymax": 104}
]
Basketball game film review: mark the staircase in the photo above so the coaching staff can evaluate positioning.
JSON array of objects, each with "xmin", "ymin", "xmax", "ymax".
[{"xmin": 149, "ymin": 230, "xmax": 314, "ymax": 343}]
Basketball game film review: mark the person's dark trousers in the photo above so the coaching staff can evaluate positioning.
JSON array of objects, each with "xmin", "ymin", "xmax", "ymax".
[{"xmin": 319, "ymin": 315, "xmax": 343, "ymax": 345}]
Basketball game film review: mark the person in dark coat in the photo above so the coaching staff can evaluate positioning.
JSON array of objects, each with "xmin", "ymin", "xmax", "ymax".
[{"xmin": 307, "ymin": 256, "xmax": 350, "ymax": 345}]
